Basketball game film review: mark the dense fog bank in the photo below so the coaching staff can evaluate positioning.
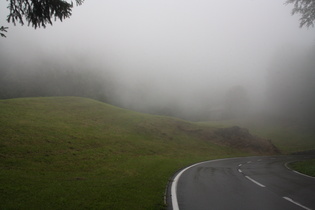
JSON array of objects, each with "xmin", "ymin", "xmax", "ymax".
[
  {"xmin": 1, "ymin": 45, "xmax": 314, "ymax": 125},
  {"xmin": 1, "ymin": 0, "xmax": 314, "ymax": 125}
]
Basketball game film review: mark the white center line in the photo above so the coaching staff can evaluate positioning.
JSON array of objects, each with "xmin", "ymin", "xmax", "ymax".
[
  {"xmin": 245, "ymin": 176, "xmax": 265, "ymax": 187},
  {"xmin": 283, "ymin": 197, "xmax": 312, "ymax": 210},
  {"xmin": 238, "ymin": 169, "xmax": 242, "ymax": 173}
]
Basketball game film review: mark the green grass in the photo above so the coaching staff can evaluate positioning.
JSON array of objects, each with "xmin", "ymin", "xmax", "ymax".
[
  {"xmin": 0, "ymin": 97, "xmax": 248, "ymax": 209},
  {"xmin": 288, "ymin": 159, "xmax": 315, "ymax": 177},
  {"xmin": 2, "ymin": 97, "xmax": 313, "ymax": 209}
]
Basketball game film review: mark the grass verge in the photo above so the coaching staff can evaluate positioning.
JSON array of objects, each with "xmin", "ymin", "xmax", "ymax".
[{"xmin": 288, "ymin": 159, "xmax": 315, "ymax": 177}]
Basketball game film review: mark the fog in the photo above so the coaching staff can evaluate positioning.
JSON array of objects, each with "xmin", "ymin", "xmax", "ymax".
[{"xmin": 1, "ymin": 0, "xmax": 315, "ymax": 122}]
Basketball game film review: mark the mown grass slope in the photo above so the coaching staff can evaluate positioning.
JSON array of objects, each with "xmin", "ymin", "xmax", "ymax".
[{"xmin": 0, "ymin": 97, "xmax": 256, "ymax": 209}]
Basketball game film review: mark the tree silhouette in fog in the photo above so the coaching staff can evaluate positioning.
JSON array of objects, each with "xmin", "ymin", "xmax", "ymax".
[
  {"xmin": 286, "ymin": 0, "xmax": 315, "ymax": 28},
  {"xmin": 1, "ymin": 0, "xmax": 84, "ymax": 37}
]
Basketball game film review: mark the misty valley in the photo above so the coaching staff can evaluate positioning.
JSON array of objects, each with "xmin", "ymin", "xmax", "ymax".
[
  {"xmin": 1, "ymin": 45, "xmax": 315, "ymax": 126},
  {"xmin": 1, "ymin": 0, "xmax": 315, "ymax": 209}
]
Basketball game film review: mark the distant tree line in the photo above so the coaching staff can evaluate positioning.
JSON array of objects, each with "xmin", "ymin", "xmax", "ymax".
[
  {"xmin": 0, "ymin": 53, "xmax": 114, "ymax": 103},
  {"xmin": 0, "ymin": 68, "xmax": 106, "ymax": 101}
]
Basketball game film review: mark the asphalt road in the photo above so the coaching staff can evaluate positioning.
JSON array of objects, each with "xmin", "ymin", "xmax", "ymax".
[{"xmin": 167, "ymin": 155, "xmax": 315, "ymax": 210}]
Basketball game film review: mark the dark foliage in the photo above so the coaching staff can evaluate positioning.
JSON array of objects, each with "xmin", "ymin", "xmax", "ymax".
[
  {"xmin": 2, "ymin": 0, "xmax": 84, "ymax": 37},
  {"xmin": 286, "ymin": 0, "xmax": 315, "ymax": 27},
  {"xmin": 0, "ymin": 26, "xmax": 8, "ymax": 37}
]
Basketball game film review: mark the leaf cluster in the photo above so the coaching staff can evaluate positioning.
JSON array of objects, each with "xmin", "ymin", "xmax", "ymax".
[
  {"xmin": 0, "ymin": 26, "xmax": 8, "ymax": 37},
  {"xmin": 286, "ymin": 0, "xmax": 315, "ymax": 27},
  {"xmin": 6, "ymin": 0, "xmax": 84, "ymax": 29}
]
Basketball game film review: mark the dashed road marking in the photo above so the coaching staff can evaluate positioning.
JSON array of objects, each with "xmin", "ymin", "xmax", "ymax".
[
  {"xmin": 245, "ymin": 176, "xmax": 265, "ymax": 187},
  {"xmin": 283, "ymin": 197, "xmax": 312, "ymax": 210}
]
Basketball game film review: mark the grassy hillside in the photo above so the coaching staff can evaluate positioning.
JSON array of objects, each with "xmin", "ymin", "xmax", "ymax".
[{"xmin": 0, "ymin": 97, "xmax": 274, "ymax": 209}]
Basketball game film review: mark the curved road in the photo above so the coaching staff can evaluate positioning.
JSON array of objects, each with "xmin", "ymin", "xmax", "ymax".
[{"xmin": 167, "ymin": 155, "xmax": 315, "ymax": 210}]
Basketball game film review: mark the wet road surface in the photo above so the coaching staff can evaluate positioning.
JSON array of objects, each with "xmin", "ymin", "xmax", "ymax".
[{"xmin": 167, "ymin": 156, "xmax": 315, "ymax": 210}]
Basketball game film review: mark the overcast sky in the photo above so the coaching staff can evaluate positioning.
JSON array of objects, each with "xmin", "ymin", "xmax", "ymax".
[{"xmin": 1, "ymin": 0, "xmax": 315, "ymax": 114}]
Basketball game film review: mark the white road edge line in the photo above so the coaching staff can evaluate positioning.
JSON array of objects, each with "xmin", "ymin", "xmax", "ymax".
[
  {"xmin": 170, "ymin": 158, "xmax": 228, "ymax": 210},
  {"xmin": 283, "ymin": 197, "xmax": 312, "ymax": 210},
  {"xmin": 245, "ymin": 176, "xmax": 265, "ymax": 187},
  {"xmin": 284, "ymin": 162, "xmax": 315, "ymax": 179},
  {"xmin": 171, "ymin": 161, "xmax": 206, "ymax": 210},
  {"xmin": 293, "ymin": 170, "xmax": 315, "ymax": 179}
]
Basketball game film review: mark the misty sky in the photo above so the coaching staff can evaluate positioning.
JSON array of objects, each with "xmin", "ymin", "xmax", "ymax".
[{"xmin": 1, "ymin": 0, "xmax": 315, "ymax": 115}]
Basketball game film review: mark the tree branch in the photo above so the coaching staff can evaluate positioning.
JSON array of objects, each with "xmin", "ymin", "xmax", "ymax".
[
  {"xmin": 2, "ymin": 0, "xmax": 84, "ymax": 37},
  {"xmin": 286, "ymin": 0, "xmax": 315, "ymax": 28}
]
